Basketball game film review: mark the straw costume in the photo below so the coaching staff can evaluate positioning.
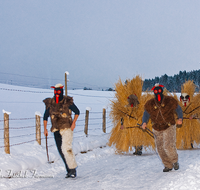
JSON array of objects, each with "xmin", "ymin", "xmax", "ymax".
[
  {"xmin": 108, "ymin": 76, "xmax": 155, "ymax": 154},
  {"xmin": 173, "ymin": 80, "xmax": 200, "ymax": 149}
]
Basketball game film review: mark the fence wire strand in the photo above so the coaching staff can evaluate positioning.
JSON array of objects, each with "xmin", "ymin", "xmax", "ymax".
[{"xmin": 0, "ymin": 110, "xmax": 113, "ymax": 150}]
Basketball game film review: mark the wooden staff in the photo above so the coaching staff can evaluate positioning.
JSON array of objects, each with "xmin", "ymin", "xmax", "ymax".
[
  {"xmin": 120, "ymin": 114, "xmax": 155, "ymax": 138},
  {"xmin": 45, "ymin": 136, "xmax": 54, "ymax": 163}
]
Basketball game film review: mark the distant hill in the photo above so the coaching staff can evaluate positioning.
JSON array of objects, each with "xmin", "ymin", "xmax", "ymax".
[{"xmin": 1, "ymin": 69, "xmax": 200, "ymax": 91}]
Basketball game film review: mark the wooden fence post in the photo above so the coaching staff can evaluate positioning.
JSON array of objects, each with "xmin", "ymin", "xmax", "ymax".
[
  {"xmin": 65, "ymin": 71, "xmax": 69, "ymax": 96},
  {"xmin": 84, "ymin": 110, "xmax": 89, "ymax": 137},
  {"xmin": 84, "ymin": 107, "xmax": 91, "ymax": 137},
  {"xmin": 102, "ymin": 108, "xmax": 106, "ymax": 133},
  {"xmin": 3, "ymin": 110, "xmax": 11, "ymax": 154},
  {"xmin": 35, "ymin": 112, "xmax": 41, "ymax": 145}
]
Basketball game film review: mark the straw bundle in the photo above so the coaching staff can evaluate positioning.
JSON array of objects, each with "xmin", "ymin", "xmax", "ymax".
[
  {"xmin": 108, "ymin": 76, "xmax": 155, "ymax": 153},
  {"xmin": 173, "ymin": 80, "xmax": 200, "ymax": 149}
]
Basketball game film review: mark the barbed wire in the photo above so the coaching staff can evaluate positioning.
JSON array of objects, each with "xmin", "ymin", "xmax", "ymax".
[
  {"xmin": 78, "ymin": 111, "xmax": 111, "ymax": 116},
  {"xmin": 106, "ymin": 124, "xmax": 113, "ymax": 129},
  {"xmin": 0, "ymin": 139, "xmax": 36, "ymax": 148},
  {"xmin": 0, "ymin": 87, "xmax": 114, "ymax": 99},
  {"xmin": 0, "ymin": 112, "xmax": 111, "ymax": 122},
  {"xmin": 76, "ymin": 119, "xmax": 85, "ymax": 122},
  {"xmin": 0, "ymin": 110, "xmax": 113, "ymax": 149},
  {"xmin": 0, "ymin": 71, "xmax": 113, "ymax": 90},
  {"xmin": 88, "ymin": 126, "xmax": 104, "ymax": 131},
  {"xmin": 0, "ymin": 126, "xmax": 35, "ymax": 130},
  {"xmin": 82, "ymin": 133, "xmax": 110, "ymax": 137},
  {"xmin": 1, "ymin": 132, "xmax": 36, "ymax": 139},
  {"xmin": 68, "ymin": 92, "xmax": 113, "ymax": 98},
  {"xmin": 0, "ymin": 87, "xmax": 51, "ymax": 93},
  {"xmin": 0, "ymin": 101, "xmax": 44, "ymax": 104},
  {"xmin": 87, "ymin": 117, "xmax": 103, "ymax": 120},
  {"xmin": 92, "ymin": 111, "xmax": 107, "ymax": 114},
  {"xmin": 74, "ymin": 129, "xmax": 85, "ymax": 133},
  {"xmin": 0, "ymin": 71, "xmax": 62, "ymax": 81},
  {"xmin": 0, "ymin": 117, "xmax": 35, "ymax": 122},
  {"xmin": 0, "ymin": 126, "xmax": 112, "ymax": 148},
  {"xmin": 0, "ymin": 119, "xmax": 112, "ymax": 130},
  {"xmin": 73, "ymin": 135, "xmax": 88, "ymax": 139}
]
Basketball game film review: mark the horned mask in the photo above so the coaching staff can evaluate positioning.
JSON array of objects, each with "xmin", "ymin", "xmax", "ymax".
[
  {"xmin": 51, "ymin": 83, "xmax": 64, "ymax": 104},
  {"xmin": 152, "ymin": 83, "xmax": 164, "ymax": 102}
]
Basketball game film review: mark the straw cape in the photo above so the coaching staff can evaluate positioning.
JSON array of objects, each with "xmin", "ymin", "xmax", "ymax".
[
  {"xmin": 172, "ymin": 80, "xmax": 200, "ymax": 149},
  {"xmin": 108, "ymin": 76, "xmax": 155, "ymax": 153}
]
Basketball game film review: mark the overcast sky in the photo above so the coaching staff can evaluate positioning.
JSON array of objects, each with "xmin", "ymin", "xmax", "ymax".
[{"xmin": 0, "ymin": 0, "xmax": 200, "ymax": 89}]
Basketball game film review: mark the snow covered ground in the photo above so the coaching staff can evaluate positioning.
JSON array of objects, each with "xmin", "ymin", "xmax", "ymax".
[{"xmin": 1, "ymin": 83, "xmax": 200, "ymax": 190}]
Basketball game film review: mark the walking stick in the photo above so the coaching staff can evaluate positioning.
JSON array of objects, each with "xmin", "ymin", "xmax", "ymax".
[
  {"xmin": 119, "ymin": 108, "xmax": 156, "ymax": 138},
  {"xmin": 45, "ymin": 135, "xmax": 54, "ymax": 164},
  {"xmin": 137, "ymin": 123, "xmax": 155, "ymax": 138},
  {"xmin": 121, "ymin": 122, "xmax": 155, "ymax": 138}
]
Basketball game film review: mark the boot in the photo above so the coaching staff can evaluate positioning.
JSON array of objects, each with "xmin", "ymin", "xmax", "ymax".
[
  {"xmin": 133, "ymin": 150, "xmax": 142, "ymax": 155},
  {"xmin": 173, "ymin": 162, "xmax": 179, "ymax": 170},
  {"xmin": 65, "ymin": 168, "xmax": 76, "ymax": 178},
  {"xmin": 163, "ymin": 167, "xmax": 172, "ymax": 172},
  {"xmin": 133, "ymin": 146, "xmax": 143, "ymax": 155}
]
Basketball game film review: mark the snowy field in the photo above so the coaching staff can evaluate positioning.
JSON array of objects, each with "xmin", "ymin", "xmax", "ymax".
[{"xmin": 1, "ymin": 83, "xmax": 200, "ymax": 190}]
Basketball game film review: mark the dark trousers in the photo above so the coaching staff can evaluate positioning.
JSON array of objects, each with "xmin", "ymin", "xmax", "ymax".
[{"xmin": 54, "ymin": 131, "xmax": 70, "ymax": 173}]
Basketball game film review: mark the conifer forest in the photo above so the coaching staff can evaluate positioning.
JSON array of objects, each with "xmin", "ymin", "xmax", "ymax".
[{"xmin": 142, "ymin": 69, "xmax": 200, "ymax": 92}]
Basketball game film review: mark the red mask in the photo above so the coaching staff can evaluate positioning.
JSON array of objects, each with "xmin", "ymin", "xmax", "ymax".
[
  {"xmin": 154, "ymin": 88, "xmax": 163, "ymax": 102},
  {"xmin": 151, "ymin": 84, "xmax": 164, "ymax": 102},
  {"xmin": 51, "ymin": 86, "xmax": 64, "ymax": 103}
]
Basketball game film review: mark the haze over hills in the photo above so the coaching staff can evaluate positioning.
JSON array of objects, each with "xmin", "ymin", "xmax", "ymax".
[{"xmin": 0, "ymin": 69, "xmax": 200, "ymax": 91}]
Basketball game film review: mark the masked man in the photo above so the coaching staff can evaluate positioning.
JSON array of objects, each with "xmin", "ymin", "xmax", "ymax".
[
  {"xmin": 43, "ymin": 83, "xmax": 80, "ymax": 178},
  {"xmin": 142, "ymin": 84, "xmax": 183, "ymax": 172}
]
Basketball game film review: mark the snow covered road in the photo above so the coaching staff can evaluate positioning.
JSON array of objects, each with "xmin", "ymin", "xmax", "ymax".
[
  {"xmin": 1, "ymin": 84, "xmax": 200, "ymax": 190},
  {"xmin": 2, "ymin": 146, "xmax": 200, "ymax": 190}
]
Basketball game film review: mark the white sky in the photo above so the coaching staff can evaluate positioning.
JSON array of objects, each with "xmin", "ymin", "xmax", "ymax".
[{"xmin": 0, "ymin": 0, "xmax": 200, "ymax": 89}]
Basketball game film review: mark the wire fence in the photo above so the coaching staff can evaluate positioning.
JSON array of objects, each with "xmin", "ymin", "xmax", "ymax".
[
  {"xmin": 0, "ymin": 109, "xmax": 113, "ymax": 152},
  {"xmin": 0, "ymin": 83, "xmax": 114, "ymax": 153},
  {"xmin": 0, "ymin": 71, "xmax": 113, "ymax": 90},
  {"xmin": 0, "ymin": 87, "xmax": 114, "ymax": 97}
]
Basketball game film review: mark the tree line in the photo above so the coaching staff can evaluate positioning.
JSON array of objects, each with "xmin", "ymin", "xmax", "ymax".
[{"xmin": 142, "ymin": 69, "xmax": 200, "ymax": 92}]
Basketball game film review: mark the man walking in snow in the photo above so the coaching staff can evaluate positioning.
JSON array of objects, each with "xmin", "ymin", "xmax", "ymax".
[
  {"xmin": 141, "ymin": 84, "xmax": 183, "ymax": 172},
  {"xmin": 43, "ymin": 83, "xmax": 80, "ymax": 178}
]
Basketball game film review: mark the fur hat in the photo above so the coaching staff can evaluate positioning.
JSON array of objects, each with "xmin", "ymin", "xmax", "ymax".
[{"xmin": 51, "ymin": 83, "xmax": 64, "ymax": 89}]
